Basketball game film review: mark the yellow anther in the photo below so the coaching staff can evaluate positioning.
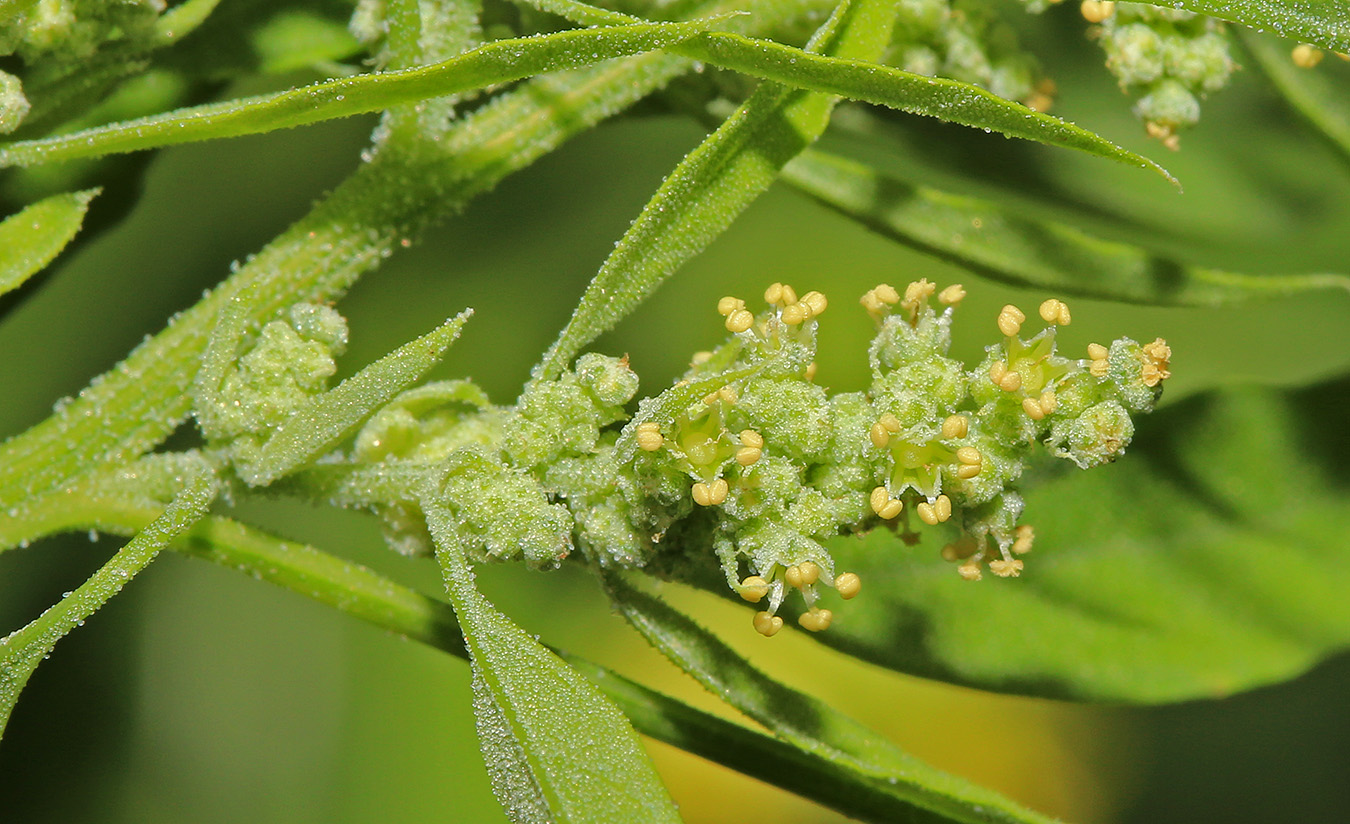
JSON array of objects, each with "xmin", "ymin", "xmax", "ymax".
[
  {"xmin": 1080, "ymin": 0, "xmax": 1115, "ymax": 22},
  {"xmin": 1038, "ymin": 298, "xmax": 1072, "ymax": 326},
  {"xmin": 804, "ymin": 361, "xmax": 818, "ymax": 381},
  {"xmin": 934, "ymin": 494, "xmax": 952, "ymax": 522},
  {"xmin": 956, "ymin": 463, "xmax": 981, "ymax": 479},
  {"xmin": 989, "ymin": 360, "xmax": 1007, "ymax": 383},
  {"xmin": 878, "ymin": 413, "xmax": 901, "ymax": 433},
  {"xmin": 941, "ymin": 414, "xmax": 969, "ymax": 439},
  {"xmin": 916, "ymin": 501, "xmax": 939, "ymax": 526},
  {"xmin": 989, "ymin": 559, "xmax": 1024, "ymax": 578},
  {"xmin": 801, "ymin": 291, "xmax": 828, "ymax": 317},
  {"xmin": 938, "ymin": 284, "xmax": 966, "ymax": 306},
  {"xmin": 797, "ymin": 561, "xmax": 821, "ymax": 586},
  {"xmin": 835, "ymin": 572, "xmax": 861, "ymax": 599},
  {"xmin": 635, "ymin": 422, "xmax": 664, "ymax": 452},
  {"xmin": 690, "ymin": 351, "xmax": 712, "ymax": 366},
  {"xmin": 1038, "ymin": 390, "xmax": 1057, "ymax": 415},
  {"xmin": 1140, "ymin": 338, "xmax": 1171, "ymax": 387},
  {"xmin": 901, "ymin": 279, "xmax": 936, "ymax": 312},
  {"xmin": 990, "ymin": 363, "xmax": 1021, "ymax": 392},
  {"xmin": 753, "ymin": 611, "xmax": 784, "ymax": 637},
  {"xmin": 739, "ymin": 429, "xmax": 764, "ymax": 449},
  {"xmin": 717, "ymin": 296, "xmax": 744, "ymax": 316},
  {"xmin": 869, "ymin": 422, "xmax": 891, "ymax": 448},
  {"xmin": 957, "ymin": 562, "xmax": 983, "ymax": 581},
  {"xmin": 703, "ymin": 391, "xmax": 719, "ymax": 406},
  {"xmin": 956, "ymin": 446, "xmax": 981, "ymax": 466},
  {"xmin": 798, "ymin": 609, "xmax": 833, "ymax": 632},
  {"xmin": 735, "ymin": 446, "xmax": 762, "ymax": 466},
  {"xmin": 692, "ymin": 479, "xmax": 728, "ymax": 506},
  {"xmin": 1013, "ymin": 524, "xmax": 1035, "ymax": 554},
  {"xmin": 784, "ymin": 565, "xmax": 804, "ymax": 589},
  {"xmin": 781, "ymin": 302, "xmax": 808, "ymax": 325},
  {"xmin": 719, "ymin": 386, "xmax": 738, "ymax": 404},
  {"xmin": 1292, "ymin": 43, "xmax": 1324, "ymax": 68},
  {"xmin": 1087, "ymin": 343, "xmax": 1109, "ymax": 360},
  {"xmin": 1022, "ymin": 396, "xmax": 1046, "ymax": 421},
  {"xmin": 873, "ymin": 284, "xmax": 900, "ymax": 305},
  {"xmin": 763, "ymin": 283, "xmax": 784, "ymax": 305},
  {"xmin": 738, "ymin": 576, "xmax": 770, "ymax": 602},
  {"xmin": 997, "ymin": 304, "xmax": 1026, "ymax": 337},
  {"xmin": 870, "ymin": 486, "xmax": 902, "ymax": 520},
  {"xmin": 726, "ymin": 309, "xmax": 754, "ymax": 333}
]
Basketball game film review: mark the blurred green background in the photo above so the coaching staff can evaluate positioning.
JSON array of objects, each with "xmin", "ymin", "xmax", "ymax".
[{"xmin": 2, "ymin": 15, "xmax": 1350, "ymax": 822}]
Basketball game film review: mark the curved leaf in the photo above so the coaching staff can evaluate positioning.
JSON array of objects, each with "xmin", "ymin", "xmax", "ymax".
[
  {"xmin": 606, "ymin": 575, "xmax": 1056, "ymax": 824},
  {"xmin": 0, "ymin": 464, "xmax": 215, "ymax": 737},
  {"xmin": 782, "ymin": 148, "xmax": 1350, "ymax": 305},
  {"xmin": 0, "ymin": 20, "xmax": 718, "ymax": 168},
  {"xmin": 800, "ymin": 378, "xmax": 1350, "ymax": 703},
  {"xmin": 0, "ymin": 189, "xmax": 99, "ymax": 299},
  {"xmin": 1151, "ymin": 0, "xmax": 1350, "ymax": 53},
  {"xmin": 1242, "ymin": 29, "xmax": 1350, "ymax": 167},
  {"xmin": 426, "ymin": 501, "xmax": 682, "ymax": 823},
  {"xmin": 531, "ymin": 0, "xmax": 900, "ymax": 383}
]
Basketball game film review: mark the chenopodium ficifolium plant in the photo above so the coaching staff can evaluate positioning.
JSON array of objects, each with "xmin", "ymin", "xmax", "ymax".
[{"xmin": 196, "ymin": 279, "xmax": 1170, "ymax": 638}]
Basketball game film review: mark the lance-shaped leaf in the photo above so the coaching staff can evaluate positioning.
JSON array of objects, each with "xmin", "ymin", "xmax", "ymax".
[
  {"xmin": 1242, "ymin": 30, "xmax": 1350, "ymax": 167},
  {"xmin": 0, "ymin": 19, "xmax": 720, "ymax": 168},
  {"xmin": 799, "ymin": 378, "xmax": 1350, "ymax": 703},
  {"xmin": 0, "ymin": 189, "xmax": 99, "ymax": 300},
  {"xmin": 605, "ymin": 575, "xmax": 1056, "ymax": 824},
  {"xmin": 425, "ymin": 501, "xmax": 682, "ymax": 824},
  {"xmin": 0, "ymin": 465, "xmax": 215, "ymax": 737},
  {"xmin": 238, "ymin": 310, "xmax": 472, "ymax": 486},
  {"xmin": 522, "ymin": 0, "xmax": 1172, "ymax": 181},
  {"xmin": 531, "ymin": 0, "xmax": 900, "ymax": 384},
  {"xmin": 782, "ymin": 148, "xmax": 1350, "ymax": 305},
  {"xmin": 1150, "ymin": 0, "xmax": 1350, "ymax": 53}
]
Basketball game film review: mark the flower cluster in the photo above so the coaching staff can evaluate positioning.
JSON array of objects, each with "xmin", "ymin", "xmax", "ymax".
[{"xmin": 197, "ymin": 284, "xmax": 1168, "ymax": 638}]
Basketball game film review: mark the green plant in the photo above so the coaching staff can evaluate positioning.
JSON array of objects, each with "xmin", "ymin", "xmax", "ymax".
[{"xmin": 2, "ymin": 0, "xmax": 1348, "ymax": 819}]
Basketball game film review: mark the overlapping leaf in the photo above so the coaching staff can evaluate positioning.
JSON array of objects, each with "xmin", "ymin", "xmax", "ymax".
[
  {"xmin": 796, "ymin": 379, "xmax": 1350, "ymax": 703},
  {"xmin": 1152, "ymin": 0, "xmax": 1349, "ymax": 53},
  {"xmin": 782, "ymin": 148, "xmax": 1350, "ymax": 305}
]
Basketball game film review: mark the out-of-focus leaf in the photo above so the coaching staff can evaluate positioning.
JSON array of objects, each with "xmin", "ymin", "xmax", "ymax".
[
  {"xmin": 239, "ymin": 310, "xmax": 472, "ymax": 486},
  {"xmin": 802, "ymin": 378, "xmax": 1350, "ymax": 703},
  {"xmin": 1151, "ymin": 0, "xmax": 1349, "ymax": 53},
  {"xmin": 425, "ymin": 501, "xmax": 682, "ymax": 823},
  {"xmin": 1242, "ymin": 30, "xmax": 1350, "ymax": 166},
  {"xmin": 0, "ymin": 189, "xmax": 98, "ymax": 299},
  {"xmin": 0, "ymin": 464, "xmax": 215, "ymax": 737},
  {"xmin": 607, "ymin": 576, "xmax": 1057, "ymax": 824},
  {"xmin": 531, "ymin": 0, "xmax": 900, "ymax": 383},
  {"xmin": 0, "ymin": 19, "xmax": 719, "ymax": 168},
  {"xmin": 782, "ymin": 149, "xmax": 1350, "ymax": 305}
]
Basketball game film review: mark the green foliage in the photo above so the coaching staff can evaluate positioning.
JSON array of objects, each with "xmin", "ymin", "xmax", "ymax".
[{"xmin": 1, "ymin": 0, "xmax": 1348, "ymax": 820}]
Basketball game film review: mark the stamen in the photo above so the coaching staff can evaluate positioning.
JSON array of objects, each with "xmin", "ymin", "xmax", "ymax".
[
  {"xmin": 1012, "ymin": 524, "xmax": 1034, "ymax": 554},
  {"xmin": 934, "ymin": 494, "xmax": 952, "ymax": 522},
  {"xmin": 726, "ymin": 309, "xmax": 754, "ymax": 333},
  {"xmin": 717, "ymin": 296, "xmax": 744, "ymax": 316},
  {"xmin": 784, "ymin": 565, "xmax": 804, "ymax": 589},
  {"xmin": 957, "ymin": 561, "xmax": 983, "ymax": 581},
  {"xmin": 739, "ymin": 429, "xmax": 764, "ymax": 449},
  {"xmin": 916, "ymin": 501, "xmax": 939, "ymax": 526},
  {"xmin": 834, "ymin": 572, "xmax": 861, "ymax": 599},
  {"xmin": 942, "ymin": 414, "xmax": 969, "ymax": 439},
  {"xmin": 692, "ymin": 479, "xmax": 729, "ymax": 506},
  {"xmin": 798, "ymin": 561, "xmax": 821, "ymax": 586},
  {"xmin": 797, "ymin": 608, "xmax": 833, "ymax": 632},
  {"xmin": 635, "ymin": 422, "xmax": 664, "ymax": 452},
  {"xmin": 804, "ymin": 361, "xmax": 818, "ymax": 381},
  {"xmin": 781, "ymin": 303, "xmax": 808, "ymax": 325},
  {"xmin": 1022, "ymin": 396, "xmax": 1046, "ymax": 420},
  {"xmin": 1038, "ymin": 390, "xmax": 1057, "ymax": 415},
  {"xmin": 800, "ymin": 291, "xmax": 828, "ymax": 317},
  {"xmin": 989, "ymin": 559, "xmax": 1024, "ymax": 577},
  {"xmin": 753, "ymin": 611, "xmax": 784, "ymax": 637},
  {"xmin": 938, "ymin": 284, "xmax": 966, "ymax": 306},
  {"xmin": 1080, "ymin": 0, "xmax": 1115, "ymax": 22},
  {"xmin": 870, "ymin": 486, "xmax": 902, "ymax": 519},
  {"xmin": 738, "ymin": 576, "xmax": 770, "ymax": 602},
  {"xmin": 1038, "ymin": 298, "xmax": 1071, "ymax": 325},
  {"xmin": 997, "ymin": 304, "xmax": 1026, "ymax": 337}
]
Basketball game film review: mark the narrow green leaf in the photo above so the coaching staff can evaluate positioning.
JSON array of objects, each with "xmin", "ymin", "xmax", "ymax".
[
  {"xmin": 240, "ymin": 310, "xmax": 472, "ymax": 486},
  {"xmin": 425, "ymin": 501, "xmax": 683, "ymax": 824},
  {"xmin": 1151, "ymin": 0, "xmax": 1350, "ymax": 53},
  {"xmin": 0, "ymin": 464, "xmax": 215, "ymax": 737},
  {"xmin": 1242, "ymin": 29, "xmax": 1350, "ymax": 166},
  {"xmin": 606, "ymin": 575, "xmax": 1056, "ymax": 824},
  {"xmin": 0, "ymin": 189, "xmax": 99, "ymax": 299},
  {"xmin": 806, "ymin": 378, "xmax": 1350, "ymax": 703},
  {"xmin": 532, "ymin": 0, "xmax": 900, "ymax": 383},
  {"xmin": 782, "ymin": 148, "xmax": 1350, "ymax": 305},
  {"xmin": 0, "ymin": 20, "xmax": 718, "ymax": 168}
]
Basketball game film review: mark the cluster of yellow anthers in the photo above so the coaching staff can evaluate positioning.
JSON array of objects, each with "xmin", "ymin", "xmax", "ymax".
[
  {"xmin": 943, "ymin": 526, "xmax": 1035, "ymax": 581},
  {"xmin": 860, "ymin": 280, "xmax": 965, "ymax": 322},
  {"xmin": 718, "ymin": 282, "xmax": 829, "ymax": 332},
  {"xmin": 1087, "ymin": 337, "xmax": 1172, "ymax": 386},
  {"xmin": 735, "ymin": 564, "xmax": 864, "ymax": 637}
]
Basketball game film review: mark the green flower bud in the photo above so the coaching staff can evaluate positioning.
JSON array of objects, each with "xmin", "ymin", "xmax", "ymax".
[
  {"xmin": 440, "ymin": 447, "xmax": 573, "ymax": 569},
  {"xmin": 0, "ymin": 70, "xmax": 30, "ymax": 134}
]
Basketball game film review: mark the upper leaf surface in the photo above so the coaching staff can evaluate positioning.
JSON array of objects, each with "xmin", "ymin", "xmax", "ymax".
[
  {"xmin": 426, "ymin": 503, "xmax": 683, "ymax": 823},
  {"xmin": 0, "ymin": 189, "xmax": 98, "ymax": 299},
  {"xmin": 1151, "ymin": 0, "xmax": 1350, "ymax": 52},
  {"xmin": 782, "ymin": 149, "xmax": 1350, "ymax": 305},
  {"xmin": 803, "ymin": 379, "xmax": 1350, "ymax": 703}
]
